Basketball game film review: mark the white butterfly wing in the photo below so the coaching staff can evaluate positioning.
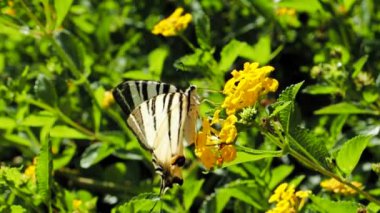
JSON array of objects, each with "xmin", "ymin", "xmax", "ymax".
[{"xmin": 113, "ymin": 80, "xmax": 199, "ymax": 190}]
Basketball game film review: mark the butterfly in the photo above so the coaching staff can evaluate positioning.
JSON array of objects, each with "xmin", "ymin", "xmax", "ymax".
[{"xmin": 112, "ymin": 80, "xmax": 199, "ymax": 192}]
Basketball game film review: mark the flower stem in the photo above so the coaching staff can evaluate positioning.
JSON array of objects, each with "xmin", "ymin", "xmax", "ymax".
[
  {"xmin": 264, "ymin": 127, "xmax": 380, "ymax": 205},
  {"xmin": 179, "ymin": 34, "xmax": 196, "ymax": 51}
]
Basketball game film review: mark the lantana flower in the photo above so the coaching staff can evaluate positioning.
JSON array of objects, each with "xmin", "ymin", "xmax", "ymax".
[
  {"xmin": 152, "ymin": 8, "xmax": 192, "ymax": 37},
  {"xmin": 267, "ymin": 183, "xmax": 311, "ymax": 213},
  {"xmin": 222, "ymin": 62, "xmax": 279, "ymax": 115},
  {"xmin": 320, "ymin": 178, "xmax": 363, "ymax": 196},
  {"xmin": 195, "ymin": 62, "xmax": 278, "ymax": 169}
]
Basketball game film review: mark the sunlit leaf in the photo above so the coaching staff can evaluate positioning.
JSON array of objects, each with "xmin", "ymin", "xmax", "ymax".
[
  {"xmin": 223, "ymin": 147, "xmax": 282, "ymax": 167},
  {"xmin": 303, "ymin": 85, "xmax": 342, "ymax": 95},
  {"xmin": 352, "ymin": 55, "xmax": 368, "ymax": 78},
  {"xmin": 148, "ymin": 46, "xmax": 169, "ymax": 77},
  {"xmin": 315, "ymin": 102, "xmax": 376, "ymax": 115},
  {"xmin": 54, "ymin": 0, "xmax": 74, "ymax": 28},
  {"xmin": 183, "ymin": 177, "xmax": 204, "ymax": 210},
  {"xmin": 21, "ymin": 111, "xmax": 56, "ymax": 127},
  {"xmin": 336, "ymin": 135, "xmax": 371, "ymax": 175},
  {"xmin": 200, "ymin": 180, "xmax": 265, "ymax": 213},
  {"xmin": 112, "ymin": 193, "xmax": 160, "ymax": 212},
  {"xmin": 268, "ymin": 165, "xmax": 294, "ymax": 190},
  {"xmin": 310, "ymin": 195, "xmax": 360, "ymax": 213},
  {"xmin": 0, "ymin": 117, "xmax": 16, "ymax": 129},
  {"xmin": 50, "ymin": 125, "xmax": 92, "ymax": 139}
]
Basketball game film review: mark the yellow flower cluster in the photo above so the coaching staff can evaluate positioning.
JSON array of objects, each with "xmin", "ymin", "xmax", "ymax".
[
  {"xmin": 276, "ymin": 7, "xmax": 296, "ymax": 16},
  {"xmin": 152, "ymin": 8, "xmax": 192, "ymax": 37},
  {"xmin": 195, "ymin": 62, "xmax": 278, "ymax": 169},
  {"xmin": 24, "ymin": 161, "xmax": 36, "ymax": 183},
  {"xmin": 2, "ymin": 1, "xmax": 16, "ymax": 16},
  {"xmin": 222, "ymin": 62, "xmax": 279, "ymax": 115},
  {"xmin": 73, "ymin": 199, "xmax": 83, "ymax": 210},
  {"xmin": 320, "ymin": 178, "xmax": 363, "ymax": 196},
  {"xmin": 195, "ymin": 116, "xmax": 237, "ymax": 169},
  {"xmin": 267, "ymin": 183, "xmax": 311, "ymax": 213},
  {"xmin": 102, "ymin": 90, "xmax": 115, "ymax": 109}
]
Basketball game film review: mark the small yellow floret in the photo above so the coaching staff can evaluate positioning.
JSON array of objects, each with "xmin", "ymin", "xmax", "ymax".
[{"xmin": 152, "ymin": 8, "xmax": 192, "ymax": 37}]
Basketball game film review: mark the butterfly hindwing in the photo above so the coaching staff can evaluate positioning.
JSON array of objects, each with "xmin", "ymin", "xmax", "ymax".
[{"xmin": 127, "ymin": 92, "xmax": 188, "ymax": 154}]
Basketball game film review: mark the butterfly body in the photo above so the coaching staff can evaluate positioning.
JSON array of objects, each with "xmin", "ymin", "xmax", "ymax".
[{"xmin": 113, "ymin": 81, "xmax": 199, "ymax": 191}]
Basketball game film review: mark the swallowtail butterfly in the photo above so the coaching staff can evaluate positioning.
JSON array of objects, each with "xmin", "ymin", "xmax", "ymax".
[{"xmin": 113, "ymin": 80, "xmax": 199, "ymax": 192}]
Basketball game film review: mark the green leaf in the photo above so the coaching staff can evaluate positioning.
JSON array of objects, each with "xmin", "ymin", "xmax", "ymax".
[
  {"xmin": 278, "ymin": 0, "xmax": 322, "ymax": 12},
  {"xmin": 289, "ymin": 175, "xmax": 306, "ymax": 187},
  {"xmin": 201, "ymin": 180, "xmax": 264, "ymax": 213},
  {"xmin": 219, "ymin": 39, "xmax": 271, "ymax": 72},
  {"xmin": 93, "ymin": 87, "xmax": 105, "ymax": 133},
  {"xmin": 55, "ymin": 30, "xmax": 85, "ymax": 71},
  {"xmin": 10, "ymin": 205, "xmax": 27, "ymax": 213},
  {"xmin": 54, "ymin": 0, "xmax": 74, "ymax": 28},
  {"xmin": 249, "ymin": 0, "xmax": 274, "ymax": 20},
  {"xmin": 268, "ymin": 165, "xmax": 294, "ymax": 190},
  {"xmin": 223, "ymin": 146, "xmax": 282, "ymax": 167},
  {"xmin": 219, "ymin": 40, "xmax": 248, "ymax": 72},
  {"xmin": 34, "ymin": 74, "xmax": 58, "ymax": 106},
  {"xmin": 288, "ymin": 127, "xmax": 331, "ymax": 169},
  {"xmin": 2, "ymin": 134, "xmax": 31, "ymax": 147},
  {"xmin": 80, "ymin": 143, "xmax": 115, "ymax": 168},
  {"xmin": 277, "ymin": 82, "xmax": 304, "ymax": 132},
  {"xmin": 270, "ymin": 101, "xmax": 291, "ymax": 117},
  {"xmin": 122, "ymin": 70, "xmax": 156, "ymax": 81},
  {"xmin": 336, "ymin": 135, "xmax": 371, "ymax": 175},
  {"xmin": 363, "ymin": 87, "xmax": 379, "ymax": 103},
  {"xmin": 303, "ymin": 85, "xmax": 342, "ymax": 95},
  {"xmin": 53, "ymin": 141, "xmax": 76, "ymax": 170},
  {"xmin": 367, "ymin": 202, "xmax": 380, "ymax": 213},
  {"xmin": 241, "ymin": 35, "xmax": 271, "ymax": 64},
  {"xmin": 310, "ymin": 195, "xmax": 360, "ymax": 213},
  {"xmin": 148, "ymin": 46, "xmax": 169, "ymax": 77},
  {"xmin": 315, "ymin": 102, "xmax": 376, "ymax": 115},
  {"xmin": 0, "ymin": 117, "xmax": 16, "ymax": 129},
  {"xmin": 50, "ymin": 125, "xmax": 92, "ymax": 139},
  {"xmin": 21, "ymin": 111, "xmax": 56, "ymax": 127},
  {"xmin": 328, "ymin": 114, "xmax": 348, "ymax": 149},
  {"xmin": 113, "ymin": 193, "xmax": 160, "ymax": 212},
  {"xmin": 183, "ymin": 178, "xmax": 204, "ymax": 210},
  {"xmin": 174, "ymin": 49, "xmax": 215, "ymax": 72},
  {"xmin": 352, "ymin": 55, "xmax": 368, "ymax": 78},
  {"xmin": 193, "ymin": 8, "xmax": 211, "ymax": 50},
  {"xmin": 36, "ymin": 121, "xmax": 53, "ymax": 205}
]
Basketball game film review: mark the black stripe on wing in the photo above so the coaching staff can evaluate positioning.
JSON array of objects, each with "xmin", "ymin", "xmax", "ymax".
[{"xmin": 112, "ymin": 80, "xmax": 179, "ymax": 116}]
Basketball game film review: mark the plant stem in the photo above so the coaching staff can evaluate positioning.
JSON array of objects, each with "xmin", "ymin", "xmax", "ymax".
[
  {"xmin": 179, "ymin": 34, "xmax": 196, "ymax": 51},
  {"xmin": 264, "ymin": 128, "xmax": 380, "ymax": 205}
]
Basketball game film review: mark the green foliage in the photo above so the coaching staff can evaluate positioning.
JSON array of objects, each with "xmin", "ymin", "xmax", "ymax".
[
  {"xmin": 336, "ymin": 135, "xmax": 372, "ymax": 175},
  {"xmin": 276, "ymin": 81, "xmax": 304, "ymax": 133},
  {"xmin": 1, "ymin": 0, "xmax": 380, "ymax": 212},
  {"xmin": 309, "ymin": 195, "xmax": 360, "ymax": 213}
]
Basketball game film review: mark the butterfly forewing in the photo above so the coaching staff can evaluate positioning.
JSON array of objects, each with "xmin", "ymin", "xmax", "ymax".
[{"xmin": 113, "ymin": 81, "xmax": 179, "ymax": 116}]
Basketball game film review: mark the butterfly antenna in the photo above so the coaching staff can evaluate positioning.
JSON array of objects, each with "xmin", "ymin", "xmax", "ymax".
[
  {"xmin": 197, "ymin": 87, "xmax": 223, "ymax": 94},
  {"xmin": 201, "ymin": 98, "xmax": 220, "ymax": 107}
]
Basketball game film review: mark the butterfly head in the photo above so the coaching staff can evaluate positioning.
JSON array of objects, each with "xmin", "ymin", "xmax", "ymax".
[{"xmin": 153, "ymin": 155, "xmax": 185, "ymax": 193}]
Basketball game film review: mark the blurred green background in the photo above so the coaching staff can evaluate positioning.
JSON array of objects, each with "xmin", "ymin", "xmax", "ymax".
[{"xmin": 1, "ymin": 0, "xmax": 380, "ymax": 212}]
